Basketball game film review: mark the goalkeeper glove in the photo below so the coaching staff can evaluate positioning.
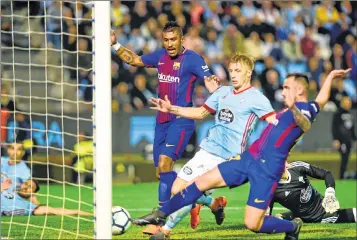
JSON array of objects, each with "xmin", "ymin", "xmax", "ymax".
[{"xmin": 322, "ymin": 187, "xmax": 340, "ymax": 213}]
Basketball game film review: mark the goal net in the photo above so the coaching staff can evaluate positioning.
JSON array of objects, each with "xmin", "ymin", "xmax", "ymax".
[{"xmin": 1, "ymin": 1, "xmax": 111, "ymax": 238}]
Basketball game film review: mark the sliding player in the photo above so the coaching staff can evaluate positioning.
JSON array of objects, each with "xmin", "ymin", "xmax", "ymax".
[
  {"xmin": 145, "ymin": 53, "xmax": 276, "ymax": 239},
  {"xmin": 133, "ymin": 68, "xmax": 351, "ymax": 240},
  {"xmin": 269, "ymin": 161, "xmax": 356, "ymax": 224},
  {"xmin": 111, "ymin": 21, "xmax": 218, "ymax": 234},
  {"xmin": 1, "ymin": 178, "xmax": 91, "ymax": 216}
]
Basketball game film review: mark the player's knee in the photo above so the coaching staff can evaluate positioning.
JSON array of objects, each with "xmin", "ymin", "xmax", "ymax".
[
  {"xmin": 171, "ymin": 185, "xmax": 180, "ymax": 195},
  {"xmin": 244, "ymin": 217, "xmax": 260, "ymax": 232},
  {"xmin": 158, "ymin": 155, "xmax": 173, "ymax": 172}
]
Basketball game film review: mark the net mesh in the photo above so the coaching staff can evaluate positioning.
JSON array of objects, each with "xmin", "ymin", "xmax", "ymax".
[{"xmin": 1, "ymin": 1, "xmax": 95, "ymax": 238}]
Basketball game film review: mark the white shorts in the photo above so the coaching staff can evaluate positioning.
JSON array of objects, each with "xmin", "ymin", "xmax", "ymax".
[{"xmin": 177, "ymin": 149, "xmax": 226, "ymax": 182}]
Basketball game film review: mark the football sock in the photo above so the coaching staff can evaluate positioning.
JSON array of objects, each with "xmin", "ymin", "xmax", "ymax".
[
  {"xmin": 160, "ymin": 183, "xmax": 202, "ymax": 216},
  {"xmin": 158, "ymin": 171, "xmax": 177, "ymax": 207},
  {"xmin": 196, "ymin": 195, "xmax": 213, "ymax": 207},
  {"xmin": 258, "ymin": 216, "xmax": 295, "ymax": 233},
  {"xmin": 335, "ymin": 208, "xmax": 357, "ymax": 223},
  {"xmin": 162, "ymin": 205, "xmax": 193, "ymax": 231}
]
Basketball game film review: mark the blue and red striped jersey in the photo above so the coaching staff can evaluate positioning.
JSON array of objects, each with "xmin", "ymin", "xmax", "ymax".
[
  {"xmin": 142, "ymin": 48, "xmax": 212, "ymax": 123},
  {"xmin": 249, "ymin": 101, "xmax": 320, "ymax": 177}
]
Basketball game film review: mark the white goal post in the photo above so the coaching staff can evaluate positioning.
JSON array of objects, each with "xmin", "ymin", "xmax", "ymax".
[{"xmin": 93, "ymin": 1, "xmax": 112, "ymax": 239}]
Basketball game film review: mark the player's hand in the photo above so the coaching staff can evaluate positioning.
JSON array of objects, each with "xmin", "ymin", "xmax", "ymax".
[
  {"xmin": 322, "ymin": 187, "xmax": 340, "ymax": 213},
  {"xmin": 327, "ymin": 68, "xmax": 352, "ymax": 80},
  {"xmin": 110, "ymin": 30, "xmax": 117, "ymax": 45},
  {"xmin": 332, "ymin": 140, "xmax": 340, "ymax": 150},
  {"xmin": 285, "ymin": 87, "xmax": 297, "ymax": 109},
  {"xmin": 149, "ymin": 95, "xmax": 172, "ymax": 113},
  {"xmin": 1, "ymin": 178, "xmax": 12, "ymax": 191},
  {"xmin": 204, "ymin": 75, "xmax": 220, "ymax": 93}
]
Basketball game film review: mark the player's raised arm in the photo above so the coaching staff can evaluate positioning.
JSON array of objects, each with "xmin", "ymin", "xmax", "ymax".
[
  {"xmin": 111, "ymin": 30, "xmax": 145, "ymax": 67},
  {"xmin": 149, "ymin": 95, "xmax": 211, "ymax": 120},
  {"xmin": 315, "ymin": 68, "xmax": 351, "ymax": 109}
]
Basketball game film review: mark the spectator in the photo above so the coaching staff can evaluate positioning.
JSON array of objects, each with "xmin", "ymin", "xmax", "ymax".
[
  {"xmin": 330, "ymin": 44, "xmax": 348, "ymax": 70},
  {"xmin": 275, "ymin": 17, "xmax": 289, "ymax": 41},
  {"xmin": 1, "ymin": 85, "xmax": 15, "ymax": 112},
  {"xmin": 222, "ymin": 24, "xmax": 244, "ymax": 59},
  {"xmin": 330, "ymin": 77, "xmax": 349, "ymax": 108},
  {"xmin": 298, "ymin": 0, "xmax": 315, "ymax": 27},
  {"xmin": 290, "ymin": 15, "xmax": 306, "ymax": 40},
  {"xmin": 175, "ymin": 14, "xmax": 188, "ymax": 35},
  {"xmin": 130, "ymin": 74, "xmax": 154, "ymax": 110},
  {"xmin": 260, "ymin": 56, "xmax": 280, "ymax": 90},
  {"xmin": 282, "ymin": 32, "xmax": 303, "ymax": 62},
  {"xmin": 157, "ymin": 13, "xmax": 169, "ymax": 29},
  {"xmin": 262, "ymin": 33, "xmax": 283, "ymax": 60},
  {"xmin": 281, "ymin": 1, "xmax": 300, "ymax": 29},
  {"xmin": 300, "ymin": 27, "xmax": 317, "ymax": 59},
  {"xmin": 332, "ymin": 96, "xmax": 356, "ymax": 179},
  {"xmin": 147, "ymin": 0, "xmax": 164, "ymax": 19},
  {"xmin": 130, "ymin": 1, "xmax": 149, "ymax": 29},
  {"xmin": 184, "ymin": 26, "xmax": 204, "ymax": 53},
  {"xmin": 256, "ymin": 2, "xmax": 280, "ymax": 26},
  {"xmin": 193, "ymin": 85, "xmax": 209, "ymax": 107},
  {"xmin": 189, "ymin": 0, "xmax": 205, "ymax": 26},
  {"xmin": 204, "ymin": 28, "xmax": 223, "ymax": 61},
  {"xmin": 315, "ymin": 0, "xmax": 340, "ymax": 34},
  {"xmin": 308, "ymin": 80, "xmax": 318, "ymax": 100},
  {"xmin": 308, "ymin": 57, "xmax": 322, "ymax": 83},
  {"xmin": 127, "ymin": 28, "xmax": 146, "ymax": 53},
  {"xmin": 262, "ymin": 69, "xmax": 284, "ymax": 110},
  {"xmin": 113, "ymin": 82, "xmax": 132, "ymax": 113},
  {"xmin": 244, "ymin": 31, "xmax": 264, "ymax": 61},
  {"xmin": 111, "ymin": 0, "xmax": 129, "ymax": 28},
  {"xmin": 202, "ymin": 1, "xmax": 224, "ymax": 32},
  {"xmin": 235, "ymin": 16, "xmax": 251, "ymax": 38},
  {"xmin": 71, "ymin": 132, "xmax": 93, "ymax": 183},
  {"xmin": 241, "ymin": 0, "xmax": 257, "ymax": 23}
]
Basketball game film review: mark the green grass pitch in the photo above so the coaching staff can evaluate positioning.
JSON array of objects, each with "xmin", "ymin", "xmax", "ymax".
[{"xmin": 1, "ymin": 181, "xmax": 356, "ymax": 239}]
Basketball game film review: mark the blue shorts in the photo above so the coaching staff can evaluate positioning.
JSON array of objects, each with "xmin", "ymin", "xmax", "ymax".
[
  {"xmin": 153, "ymin": 118, "xmax": 195, "ymax": 167},
  {"xmin": 218, "ymin": 151, "xmax": 279, "ymax": 210}
]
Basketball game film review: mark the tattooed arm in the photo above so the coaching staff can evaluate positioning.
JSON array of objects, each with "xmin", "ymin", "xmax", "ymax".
[
  {"xmin": 111, "ymin": 30, "xmax": 145, "ymax": 66},
  {"xmin": 290, "ymin": 105, "xmax": 311, "ymax": 132},
  {"xmin": 115, "ymin": 46, "xmax": 145, "ymax": 67}
]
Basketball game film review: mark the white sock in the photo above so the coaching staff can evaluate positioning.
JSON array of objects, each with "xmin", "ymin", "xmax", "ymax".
[
  {"xmin": 353, "ymin": 208, "xmax": 356, "ymax": 222},
  {"xmin": 162, "ymin": 204, "xmax": 192, "ymax": 231}
]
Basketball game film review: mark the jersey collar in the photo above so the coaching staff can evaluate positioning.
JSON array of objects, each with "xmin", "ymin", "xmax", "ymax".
[{"xmin": 233, "ymin": 86, "xmax": 253, "ymax": 95}]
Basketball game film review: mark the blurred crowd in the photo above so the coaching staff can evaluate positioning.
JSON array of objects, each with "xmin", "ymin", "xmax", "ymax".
[
  {"xmin": 110, "ymin": 0, "xmax": 356, "ymax": 112},
  {"xmin": 1, "ymin": 0, "xmax": 356, "ymax": 114}
]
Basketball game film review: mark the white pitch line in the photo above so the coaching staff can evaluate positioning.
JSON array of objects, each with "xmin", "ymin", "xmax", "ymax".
[{"xmin": 126, "ymin": 207, "xmax": 286, "ymax": 212}]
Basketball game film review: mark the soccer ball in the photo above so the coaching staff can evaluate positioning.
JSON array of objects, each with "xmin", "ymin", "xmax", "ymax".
[{"xmin": 112, "ymin": 206, "xmax": 131, "ymax": 235}]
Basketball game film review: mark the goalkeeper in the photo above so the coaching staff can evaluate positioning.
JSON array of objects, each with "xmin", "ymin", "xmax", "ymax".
[{"xmin": 268, "ymin": 161, "xmax": 356, "ymax": 223}]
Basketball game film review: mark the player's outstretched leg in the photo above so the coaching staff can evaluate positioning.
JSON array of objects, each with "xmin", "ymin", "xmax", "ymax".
[{"xmin": 132, "ymin": 167, "xmax": 227, "ymax": 226}]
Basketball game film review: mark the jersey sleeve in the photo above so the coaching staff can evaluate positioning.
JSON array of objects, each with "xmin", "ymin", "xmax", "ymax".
[
  {"xmin": 297, "ymin": 101, "xmax": 320, "ymax": 123},
  {"xmin": 141, "ymin": 48, "xmax": 166, "ymax": 68},
  {"xmin": 190, "ymin": 54, "xmax": 212, "ymax": 80},
  {"xmin": 251, "ymin": 92, "xmax": 275, "ymax": 120},
  {"xmin": 203, "ymin": 86, "xmax": 228, "ymax": 115},
  {"xmin": 290, "ymin": 161, "xmax": 335, "ymax": 188},
  {"xmin": 20, "ymin": 163, "xmax": 31, "ymax": 182}
]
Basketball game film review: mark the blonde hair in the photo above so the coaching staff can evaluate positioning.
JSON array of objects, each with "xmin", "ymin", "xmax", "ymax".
[{"xmin": 229, "ymin": 53, "xmax": 255, "ymax": 71}]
